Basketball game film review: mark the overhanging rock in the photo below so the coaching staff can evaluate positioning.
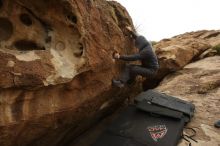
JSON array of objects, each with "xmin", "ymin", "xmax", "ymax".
[
  {"xmin": 0, "ymin": 0, "xmax": 140, "ymax": 146},
  {"xmin": 0, "ymin": 0, "xmax": 134, "ymax": 88}
]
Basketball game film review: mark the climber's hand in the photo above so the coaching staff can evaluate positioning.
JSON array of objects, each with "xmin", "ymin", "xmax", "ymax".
[{"xmin": 113, "ymin": 52, "xmax": 120, "ymax": 59}]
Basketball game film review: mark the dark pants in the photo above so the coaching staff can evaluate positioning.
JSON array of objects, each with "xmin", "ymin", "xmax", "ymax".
[{"xmin": 120, "ymin": 64, "xmax": 158, "ymax": 84}]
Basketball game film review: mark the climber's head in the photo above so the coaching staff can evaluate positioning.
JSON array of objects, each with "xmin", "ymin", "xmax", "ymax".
[
  {"xmin": 126, "ymin": 26, "xmax": 138, "ymax": 39},
  {"xmin": 135, "ymin": 35, "xmax": 150, "ymax": 50}
]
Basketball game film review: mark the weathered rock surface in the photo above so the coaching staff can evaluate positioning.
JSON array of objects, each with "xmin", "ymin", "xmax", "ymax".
[
  {"xmin": 0, "ymin": 0, "xmax": 135, "ymax": 88},
  {"xmin": 0, "ymin": 0, "xmax": 140, "ymax": 146},
  {"xmin": 0, "ymin": 0, "xmax": 220, "ymax": 145},
  {"xmin": 143, "ymin": 30, "xmax": 220, "ymax": 89},
  {"xmin": 157, "ymin": 30, "xmax": 220, "ymax": 73},
  {"xmin": 156, "ymin": 56, "xmax": 220, "ymax": 146}
]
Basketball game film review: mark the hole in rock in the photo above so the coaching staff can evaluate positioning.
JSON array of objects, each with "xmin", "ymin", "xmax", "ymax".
[
  {"xmin": 55, "ymin": 41, "xmax": 65, "ymax": 50},
  {"xmin": 45, "ymin": 36, "xmax": 52, "ymax": 43},
  {"xmin": 79, "ymin": 43, "xmax": 83, "ymax": 50},
  {"xmin": 0, "ymin": 17, "xmax": 13, "ymax": 41},
  {"xmin": 67, "ymin": 14, "xmax": 77, "ymax": 24},
  {"xmin": 20, "ymin": 13, "xmax": 32, "ymax": 26},
  {"xmin": 14, "ymin": 40, "xmax": 45, "ymax": 51},
  {"xmin": 0, "ymin": 0, "xmax": 3, "ymax": 8},
  {"xmin": 74, "ymin": 51, "xmax": 83, "ymax": 57},
  {"xmin": 74, "ymin": 43, "xmax": 83, "ymax": 57}
]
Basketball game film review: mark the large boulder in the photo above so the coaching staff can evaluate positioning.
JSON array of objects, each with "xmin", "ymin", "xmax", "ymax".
[
  {"xmin": 143, "ymin": 30, "xmax": 220, "ymax": 89},
  {"xmin": 0, "ymin": 0, "xmax": 140, "ymax": 146},
  {"xmin": 155, "ymin": 30, "xmax": 220, "ymax": 77},
  {"xmin": 156, "ymin": 56, "xmax": 220, "ymax": 146},
  {"xmin": 0, "ymin": 0, "xmax": 136, "ymax": 89}
]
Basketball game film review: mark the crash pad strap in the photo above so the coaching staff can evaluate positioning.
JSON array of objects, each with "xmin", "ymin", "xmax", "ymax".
[
  {"xmin": 136, "ymin": 101, "xmax": 184, "ymax": 119},
  {"xmin": 134, "ymin": 90, "xmax": 195, "ymax": 119}
]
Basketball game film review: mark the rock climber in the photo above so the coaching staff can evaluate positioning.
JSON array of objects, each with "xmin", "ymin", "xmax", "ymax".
[{"xmin": 112, "ymin": 27, "xmax": 159, "ymax": 88}]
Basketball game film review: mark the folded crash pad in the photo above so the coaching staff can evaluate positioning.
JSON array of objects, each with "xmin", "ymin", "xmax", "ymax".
[{"xmin": 93, "ymin": 90, "xmax": 195, "ymax": 146}]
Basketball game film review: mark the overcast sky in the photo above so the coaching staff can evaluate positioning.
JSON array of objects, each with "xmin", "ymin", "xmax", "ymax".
[{"xmin": 114, "ymin": 0, "xmax": 220, "ymax": 41}]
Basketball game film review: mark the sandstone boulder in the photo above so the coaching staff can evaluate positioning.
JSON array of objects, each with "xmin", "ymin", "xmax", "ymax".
[
  {"xmin": 0, "ymin": 0, "xmax": 135, "ymax": 88},
  {"xmin": 0, "ymin": 0, "xmax": 140, "ymax": 146},
  {"xmin": 156, "ymin": 56, "xmax": 220, "ymax": 146},
  {"xmin": 143, "ymin": 30, "xmax": 220, "ymax": 89}
]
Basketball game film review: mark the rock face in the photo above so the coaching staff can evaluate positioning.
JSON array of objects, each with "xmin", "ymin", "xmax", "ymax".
[
  {"xmin": 0, "ymin": 0, "xmax": 219, "ymax": 145},
  {"xmin": 0, "ymin": 0, "xmax": 135, "ymax": 88},
  {"xmin": 156, "ymin": 30, "xmax": 220, "ymax": 73},
  {"xmin": 143, "ymin": 30, "xmax": 220, "ymax": 89},
  {"xmin": 156, "ymin": 56, "xmax": 220, "ymax": 146},
  {"xmin": 0, "ymin": 0, "xmax": 139, "ymax": 146}
]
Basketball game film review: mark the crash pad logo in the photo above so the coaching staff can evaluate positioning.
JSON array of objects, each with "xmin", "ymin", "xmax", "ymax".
[{"xmin": 147, "ymin": 125, "xmax": 168, "ymax": 142}]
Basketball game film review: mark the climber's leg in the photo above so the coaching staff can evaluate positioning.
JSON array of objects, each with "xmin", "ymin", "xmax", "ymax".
[
  {"xmin": 128, "ymin": 65, "xmax": 157, "ymax": 83},
  {"xmin": 112, "ymin": 64, "xmax": 157, "ymax": 87},
  {"xmin": 112, "ymin": 64, "xmax": 130, "ymax": 88}
]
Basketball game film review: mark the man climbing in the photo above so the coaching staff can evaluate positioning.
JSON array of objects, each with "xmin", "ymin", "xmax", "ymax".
[{"xmin": 112, "ymin": 27, "xmax": 159, "ymax": 88}]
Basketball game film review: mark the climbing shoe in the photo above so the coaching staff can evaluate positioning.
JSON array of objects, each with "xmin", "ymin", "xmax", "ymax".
[
  {"xmin": 214, "ymin": 120, "xmax": 220, "ymax": 128},
  {"xmin": 112, "ymin": 79, "xmax": 124, "ymax": 88}
]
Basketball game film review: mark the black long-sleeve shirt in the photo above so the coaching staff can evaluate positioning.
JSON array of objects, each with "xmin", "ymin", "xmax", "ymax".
[{"xmin": 120, "ymin": 35, "xmax": 159, "ymax": 69}]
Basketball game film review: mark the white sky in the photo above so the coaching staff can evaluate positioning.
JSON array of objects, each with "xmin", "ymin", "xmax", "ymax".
[{"xmin": 114, "ymin": 0, "xmax": 220, "ymax": 41}]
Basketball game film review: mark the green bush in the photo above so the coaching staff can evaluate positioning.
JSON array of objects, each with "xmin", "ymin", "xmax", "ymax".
[
  {"xmin": 150, "ymin": 41, "xmax": 157, "ymax": 46},
  {"xmin": 212, "ymin": 44, "xmax": 220, "ymax": 55}
]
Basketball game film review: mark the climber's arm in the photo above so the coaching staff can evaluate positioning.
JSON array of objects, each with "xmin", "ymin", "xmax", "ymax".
[{"xmin": 119, "ymin": 53, "xmax": 142, "ymax": 61}]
